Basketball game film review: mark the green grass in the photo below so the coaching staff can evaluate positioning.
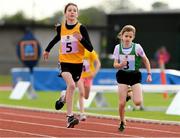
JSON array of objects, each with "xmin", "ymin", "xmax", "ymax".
[
  {"xmin": 0, "ymin": 75, "xmax": 179, "ymax": 122},
  {"xmin": 0, "ymin": 75, "xmax": 12, "ymax": 85},
  {"xmin": 0, "ymin": 91, "xmax": 180, "ymax": 122},
  {"xmin": 84, "ymin": 93, "xmax": 180, "ymax": 121},
  {"xmin": 0, "ymin": 91, "xmax": 59, "ymax": 109}
]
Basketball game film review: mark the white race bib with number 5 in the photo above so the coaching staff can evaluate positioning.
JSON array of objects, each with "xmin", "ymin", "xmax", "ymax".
[{"xmin": 61, "ymin": 35, "xmax": 79, "ymax": 54}]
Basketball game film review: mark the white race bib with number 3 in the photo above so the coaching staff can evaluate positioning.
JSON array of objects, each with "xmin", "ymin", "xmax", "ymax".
[{"xmin": 119, "ymin": 55, "xmax": 135, "ymax": 70}]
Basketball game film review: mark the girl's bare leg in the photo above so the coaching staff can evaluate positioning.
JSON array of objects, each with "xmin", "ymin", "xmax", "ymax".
[
  {"xmin": 61, "ymin": 72, "xmax": 76, "ymax": 116},
  {"xmin": 132, "ymin": 83, "xmax": 143, "ymax": 106},
  {"xmin": 118, "ymin": 84, "xmax": 128, "ymax": 123},
  {"xmin": 77, "ymin": 79, "xmax": 85, "ymax": 114}
]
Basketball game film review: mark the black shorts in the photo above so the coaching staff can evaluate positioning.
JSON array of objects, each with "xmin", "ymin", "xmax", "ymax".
[
  {"xmin": 59, "ymin": 62, "xmax": 83, "ymax": 82},
  {"xmin": 116, "ymin": 70, "xmax": 142, "ymax": 86}
]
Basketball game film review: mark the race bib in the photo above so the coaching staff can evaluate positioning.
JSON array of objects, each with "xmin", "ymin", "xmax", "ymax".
[
  {"xmin": 119, "ymin": 55, "xmax": 135, "ymax": 70},
  {"xmin": 61, "ymin": 35, "xmax": 78, "ymax": 54},
  {"xmin": 83, "ymin": 59, "xmax": 90, "ymax": 72}
]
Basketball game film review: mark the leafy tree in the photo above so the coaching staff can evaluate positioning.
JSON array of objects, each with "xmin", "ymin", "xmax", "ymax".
[
  {"xmin": 100, "ymin": 0, "xmax": 136, "ymax": 13},
  {"xmin": 152, "ymin": 2, "xmax": 169, "ymax": 10},
  {"xmin": 0, "ymin": 6, "xmax": 107, "ymax": 26},
  {"xmin": 37, "ymin": 11, "xmax": 63, "ymax": 25},
  {"xmin": 78, "ymin": 7, "xmax": 106, "ymax": 26},
  {"xmin": 42, "ymin": 7, "xmax": 106, "ymax": 26},
  {"xmin": 51, "ymin": 11, "xmax": 63, "ymax": 24},
  {"xmin": 2, "ymin": 11, "xmax": 31, "ymax": 23}
]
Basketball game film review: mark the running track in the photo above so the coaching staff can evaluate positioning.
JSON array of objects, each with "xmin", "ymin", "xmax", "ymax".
[{"xmin": 0, "ymin": 106, "xmax": 180, "ymax": 137}]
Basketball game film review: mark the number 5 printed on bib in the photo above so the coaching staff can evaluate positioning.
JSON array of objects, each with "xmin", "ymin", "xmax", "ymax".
[{"xmin": 61, "ymin": 35, "xmax": 78, "ymax": 54}]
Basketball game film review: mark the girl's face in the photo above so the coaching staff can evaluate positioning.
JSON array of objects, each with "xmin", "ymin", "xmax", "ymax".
[
  {"xmin": 65, "ymin": 5, "xmax": 78, "ymax": 22},
  {"xmin": 121, "ymin": 31, "xmax": 134, "ymax": 47}
]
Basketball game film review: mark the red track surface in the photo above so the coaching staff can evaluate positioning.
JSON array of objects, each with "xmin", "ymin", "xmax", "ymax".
[{"xmin": 0, "ymin": 106, "xmax": 180, "ymax": 137}]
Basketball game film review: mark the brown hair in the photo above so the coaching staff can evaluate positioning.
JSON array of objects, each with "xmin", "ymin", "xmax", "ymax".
[
  {"xmin": 117, "ymin": 25, "xmax": 136, "ymax": 39},
  {"xmin": 64, "ymin": 3, "xmax": 78, "ymax": 13}
]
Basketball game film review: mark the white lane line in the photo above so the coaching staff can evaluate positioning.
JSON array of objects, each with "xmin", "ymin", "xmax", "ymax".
[
  {"xmin": 127, "ymin": 126, "xmax": 180, "ymax": 135},
  {"xmin": 1, "ymin": 111, "xmax": 180, "ymax": 136},
  {"xmin": 1, "ymin": 104, "xmax": 179, "ymax": 126},
  {"xmin": 0, "ymin": 119, "xmax": 135, "ymax": 137},
  {"xmin": 0, "ymin": 128, "xmax": 54, "ymax": 137}
]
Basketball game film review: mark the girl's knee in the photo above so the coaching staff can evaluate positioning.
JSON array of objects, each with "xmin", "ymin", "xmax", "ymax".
[
  {"xmin": 84, "ymin": 95, "xmax": 88, "ymax": 99},
  {"xmin": 84, "ymin": 90, "xmax": 90, "ymax": 99},
  {"xmin": 133, "ymin": 100, "xmax": 142, "ymax": 106},
  {"xmin": 84, "ymin": 93, "xmax": 90, "ymax": 99}
]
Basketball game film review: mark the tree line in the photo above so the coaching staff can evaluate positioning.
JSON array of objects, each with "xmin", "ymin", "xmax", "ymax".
[{"xmin": 0, "ymin": 0, "xmax": 169, "ymax": 26}]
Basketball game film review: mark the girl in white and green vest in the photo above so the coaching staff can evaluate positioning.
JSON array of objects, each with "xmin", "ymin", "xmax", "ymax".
[{"xmin": 113, "ymin": 25, "xmax": 152, "ymax": 132}]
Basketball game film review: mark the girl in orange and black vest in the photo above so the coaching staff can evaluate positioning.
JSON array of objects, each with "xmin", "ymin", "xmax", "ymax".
[{"xmin": 43, "ymin": 3, "xmax": 93, "ymax": 128}]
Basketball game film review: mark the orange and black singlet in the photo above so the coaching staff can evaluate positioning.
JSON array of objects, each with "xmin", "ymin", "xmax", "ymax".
[{"xmin": 45, "ymin": 22, "xmax": 93, "ymax": 63}]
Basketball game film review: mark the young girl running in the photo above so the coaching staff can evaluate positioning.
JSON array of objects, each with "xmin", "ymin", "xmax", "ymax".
[
  {"xmin": 77, "ymin": 49, "xmax": 101, "ymax": 121},
  {"xmin": 55, "ymin": 49, "xmax": 101, "ymax": 122},
  {"xmin": 113, "ymin": 25, "xmax": 152, "ymax": 131},
  {"xmin": 43, "ymin": 3, "xmax": 93, "ymax": 128}
]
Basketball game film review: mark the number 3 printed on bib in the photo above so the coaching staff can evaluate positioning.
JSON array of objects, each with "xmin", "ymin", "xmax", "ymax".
[{"xmin": 120, "ymin": 55, "xmax": 135, "ymax": 70}]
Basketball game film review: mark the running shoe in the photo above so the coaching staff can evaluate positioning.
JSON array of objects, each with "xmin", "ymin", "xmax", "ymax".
[
  {"xmin": 55, "ymin": 91, "xmax": 66, "ymax": 110},
  {"xmin": 67, "ymin": 116, "xmax": 79, "ymax": 128},
  {"xmin": 139, "ymin": 105, "xmax": 145, "ymax": 111},
  {"xmin": 118, "ymin": 121, "xmax": 126, "ymax": 132},
  {"xmin": 126, "ymin": 95, "xmax": 131, "ymax": 102},
  {"xmin": 79, "ymin": 114, "xmax": 87, "ymax": 121},
  {"xmin": 126, "ymin": 86, "xmax": 132, "ymax": 102},
  {"xmin": 55, "ymin": 99, "xmax": 65, "ymax": 110}
]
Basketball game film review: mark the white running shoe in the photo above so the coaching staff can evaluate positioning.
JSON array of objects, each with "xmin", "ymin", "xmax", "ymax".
[{"xmin": 80, "ymin": 114, "xmax": 87, "ymax": 121}]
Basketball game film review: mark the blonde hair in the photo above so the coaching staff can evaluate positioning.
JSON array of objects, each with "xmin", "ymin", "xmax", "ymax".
[{"xmin": 117, "ymin": 25, "xmax": 136, "ymax": 39}]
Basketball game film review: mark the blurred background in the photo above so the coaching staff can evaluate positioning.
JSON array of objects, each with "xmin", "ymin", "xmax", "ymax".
[{"xmin": 0, "ymin": 0, "xmax": 180, "ymax": 74}]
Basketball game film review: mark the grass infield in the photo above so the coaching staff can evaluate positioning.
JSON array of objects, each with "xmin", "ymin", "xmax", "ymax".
[
  {"xmin": 0, "ymin": 90, "xmax": 179, "ymax": 122},
  {"xmin": 0, "ymin": 75, "xmax": 179, "ymax": 122}
]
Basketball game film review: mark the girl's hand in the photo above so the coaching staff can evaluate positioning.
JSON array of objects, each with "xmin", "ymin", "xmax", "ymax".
[
  {"xmin": 121, "ymin": 59, "xmax": 128, "ymax": 67},
  {"xmin": 43, "ymin": 51, "xmax": 49, "ymax": 61},
  {"xmin": 146, "ymin": 74, "xmax": 152, "ymax": 83},
  {"xmin": 73, "ymin": 32, "xmax": 82, "ymax": 41}
]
